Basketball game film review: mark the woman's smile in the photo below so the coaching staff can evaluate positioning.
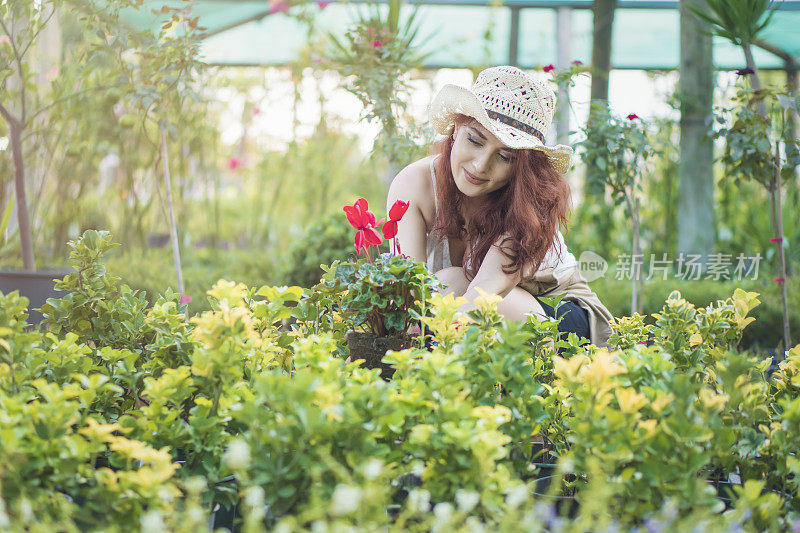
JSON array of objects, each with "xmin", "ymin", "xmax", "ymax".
[{"xmin": 463, "ymin": 168, "xmax": 489, "ymax": 185}]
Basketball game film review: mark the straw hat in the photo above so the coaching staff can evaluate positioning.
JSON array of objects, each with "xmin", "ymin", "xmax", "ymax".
[{"xmin": 429, "ymin": 65, "xmax": 573, "ymax": 174}]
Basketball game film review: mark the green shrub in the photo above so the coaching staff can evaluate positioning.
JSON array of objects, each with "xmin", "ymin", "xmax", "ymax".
[
  {"xmin": 2, "ymin": 230, "xmax": 799, "ymax": 531},
  {"xmin": 592, "ymin": 276, "xmax": 800, "ymax": 351}
]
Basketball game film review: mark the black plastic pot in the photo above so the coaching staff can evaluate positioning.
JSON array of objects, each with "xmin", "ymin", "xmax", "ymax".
[
  {"xmin": 0, "ymin": 269, "xmax": 71, "ymax": 326},
  {"xmin": 531, "ymin": 475, "xmax": 580, "ymax": 518}
]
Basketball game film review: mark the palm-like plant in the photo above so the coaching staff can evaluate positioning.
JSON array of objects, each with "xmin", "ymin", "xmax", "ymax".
[{"xmin": 690, "ymin": 0, "xmax": 776, "ymax": 93}]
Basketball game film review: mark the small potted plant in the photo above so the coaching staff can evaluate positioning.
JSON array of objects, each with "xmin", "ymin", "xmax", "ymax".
[{"xmin": 325, "ymin": 197, "xmax": 440, "ymax": 379}]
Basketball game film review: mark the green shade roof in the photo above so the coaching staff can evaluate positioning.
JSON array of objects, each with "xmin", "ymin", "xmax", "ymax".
[{"xmin": 124, "ymin": 1, "xmax": 800, "ymax": 70}]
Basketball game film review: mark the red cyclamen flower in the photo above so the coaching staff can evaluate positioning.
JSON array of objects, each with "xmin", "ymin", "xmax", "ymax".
[
  {"xmin": 626, "ymin": 114, "xmax": 639, "ymax": 121},
  {"xmin": 543, "ymin": 64, "xmax": 555, "ymax": 73},
  {"xmin": 770, "ymin": 237, "xmax": 783, "ymax": 243},
  {"xmin": 344, "ymin": 198, "xmax": 384, "ymax": 255},
  {"xmin": 383, "ymin": 199, "xmax": 409, "ymax": 239},
  {"xmin": 371, "ymin": 40, "xmax": 382, "ymax": 48}
]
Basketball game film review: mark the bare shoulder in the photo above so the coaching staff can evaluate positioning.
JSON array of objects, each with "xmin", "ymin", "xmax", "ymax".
[{"xmin": 387, "ymin": 156, "xmax": 436, "ymax": 229}]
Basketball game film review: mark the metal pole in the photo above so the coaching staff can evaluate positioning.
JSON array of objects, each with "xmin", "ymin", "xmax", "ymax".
[
  {"xmin": 556, "ymin": 6, "xmax": 572, "ymax": 144},
  {"xmin": 509, "ymin": 6, "xmax": 521, "ymax": 66},
  {"xmin": 160, "ymin": 128, "xmax": 185, "ymax": 295}
]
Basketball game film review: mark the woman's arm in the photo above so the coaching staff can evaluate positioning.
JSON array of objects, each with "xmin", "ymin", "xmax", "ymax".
[
  {"xmin": 459, "ymin": 235, "xmax": 522, "ymax": 313},
  {"xmin": 386, "ymin": 164, "xmax": 429, "ymax": 263}
]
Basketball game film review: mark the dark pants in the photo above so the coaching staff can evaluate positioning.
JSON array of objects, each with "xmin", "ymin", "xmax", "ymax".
[{"xmin": 534, "ymin": 297, "xmax": 591, "ymax": 344}]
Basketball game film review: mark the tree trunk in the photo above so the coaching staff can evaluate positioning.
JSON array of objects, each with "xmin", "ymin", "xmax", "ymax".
[
  {"xmin": 590, "ymin": 0, "xmax": 615, "ymax": 105},
  {"xmin": 678, "ymin": 0, "xmax": 715, "ymax": 265},
  {"xmin": 9, "ymin": 120, "xmax": 35, "ymax": 270},
  {"xmin": 772, "ymin": 143, "xmax": 791, "ymax": 352},
  {"xmin": 160, "ymin": 129, "xmax": 184, "ymax": 295},
  {"xmin": 631, "ymin": 196, "xmax": 642, "ymax": 315}
]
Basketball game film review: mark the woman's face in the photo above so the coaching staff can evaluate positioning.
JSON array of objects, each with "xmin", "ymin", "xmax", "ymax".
[{"xmin": 450, "ymin": 120, "xmax": 516, "ymax": 198}]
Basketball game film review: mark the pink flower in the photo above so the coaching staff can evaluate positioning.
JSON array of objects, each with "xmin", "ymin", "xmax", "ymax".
[
  {"xmin": 253, "ymin": 106, "xmax": 260, "ymax": 115},
  {"xmin": 571, "ymin": 60, "xmax": 583, "ymax": 65},
  {"xmin": 0, "ymin": 35, "xmax": 11, "ymax": 45},
  {"xmin": 180, "ymin": 294, "xmax": 192, "ymax": 305},
  {"xmin": 770, "ymin": 237, "xmax": 783, "ymax": 243},
  {"xmin": 227, "ymin": 157, "xmax": 243, "ymax": 170},
  {"xmin": 775, "ymin": 277, "xmax": 786, "ymax": 284},
  {"xmin": 627, "ymin": 113, "xmax": 639, "ymax": 120},
  {"xmin": 45, "ymin": 65, "xmax": 59, "ymax": 83},
  {"xmin": 543, "ymin": 64, "xmax": 555, "ymax": 73},
  {"xmin": 269, "ymin": 0, "xmax": 290, "ymax": 14},
  {"xmin": 371, "ymin": 40, "xmax": 382, "ymax": 48},
  {"xmin": 317, "ymin": 0, "xmax": 331, "ymax": 8}
]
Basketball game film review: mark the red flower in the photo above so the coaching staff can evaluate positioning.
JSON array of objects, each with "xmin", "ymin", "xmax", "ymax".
[
  {"xmin": 371, "ymin": 40, "xmax": 383, "ymax": 48},
  {"xmin": 388, "ymin": 199, "xmax": 409, "ymax": 222},
  {"xmin": 775, "ymin": 277, "xmax": 786, "ymax": 284},
  {"xmin": 316, "ymin": 0, "xmax": 331, "ymax": 8},
  {"xmin": 269, "ymin": 0, "xmax": 290, "ymax": 14},
  {"xmin": 253, "ymin": 106, "xmax": 260, "ymax": 115},
  {"xmin": 543, "ymin": 64, "xmax": 555, "ymax": 73},
  {"xmin": 626, "ymin": 113, "xmax": 639, "ymax": 120},
  {"xmin": 344, "ymin": 198, "xmax": 384, "ymax": 255},
  {"xmin": 180, "ymin": 294, "xmax": 192, "ymax": 305},
  {"xmin": 770, "ymin": 237, "xmax": 783, "ymax": 243},
  {"xmin": 227, "ymin": 157, "xmax": 243, "ymax": 170},
  {"xmin": 571, "ymin": 60, "xmax": 583, "ymax": 66},
  {"xmin": 382, "ymin": 220, "xmax": 398, "ymax": 240},
  {"xmin": 382, "ymin": 199, "xmax": 409, "ymax": 239}
]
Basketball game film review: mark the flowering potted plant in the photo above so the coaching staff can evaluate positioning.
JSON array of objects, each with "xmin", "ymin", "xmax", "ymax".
[{"xmin": 325, "ymin": 197, "xmax": 440, "ymax": 378}]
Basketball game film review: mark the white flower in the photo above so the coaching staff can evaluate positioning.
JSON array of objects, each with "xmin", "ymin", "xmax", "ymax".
[
  {"xmin": 19, "ymin": 499, "xmax": 33, "ymax": 522},
  {"xmin": 120, "ymin": 48, "xmax": 140, "ymax": 66},
  {"xmin": 407, "ymin": 489, "xmax": 430, "ymax": 513},
  {"xmin": 432, "ymin": 502, "xmax": 454, "ymax": 532},
  {"xmin": 140, "ymin": 511, "xmax": 166, "ymax": 533},
  {"xmin": 433, "ymin": 502, "xmax": 453, "ymax": 520},
  {"xmin": 363, "ymin": 458, "xmax": 383, "ymax": 480},
  {"xmin": 274, "ymin": 523, "xmax": 293, "ymax": 533},
  {"xmin": 455, "ymin": 489, "xmax": 480, "ymax": 512},
  {"xmin": 330, "ymin": 484, "xmax": 362, "ymax": 516},
  {"xmin": 224, "ymin": 439, "xmax": 251, "ymax": 470},
  {"xmin": 158, "ymin": 486, "xmax": 175, "ymax": 504},
  {"xmin": 505, "ymin": 483, "xmax": 529, "ymax": 508},
  {"xmin": 187, "ymin": 507, "xmax": 205, "ymax": 523},
  {"xmin": 465, "ymin": 516, "xmax": 485, "ymax": 533},
  {"xmin": 244, "ymin": 486, "xmax": 265, "ymax": 508},
  {"xmin": 185, "ymin": 476, "xmax": 207, "ymax": 495}
]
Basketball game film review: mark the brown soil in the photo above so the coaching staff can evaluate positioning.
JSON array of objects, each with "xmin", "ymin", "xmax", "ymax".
[{"xmin": 346, "ymin": 332, "xmax": 419, "ymax": 380}]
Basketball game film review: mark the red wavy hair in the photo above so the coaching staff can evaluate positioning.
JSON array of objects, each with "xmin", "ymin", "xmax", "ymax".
[{"xmin": 430, "ymin": 115, "xmax": 571, "ymax": 281}]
